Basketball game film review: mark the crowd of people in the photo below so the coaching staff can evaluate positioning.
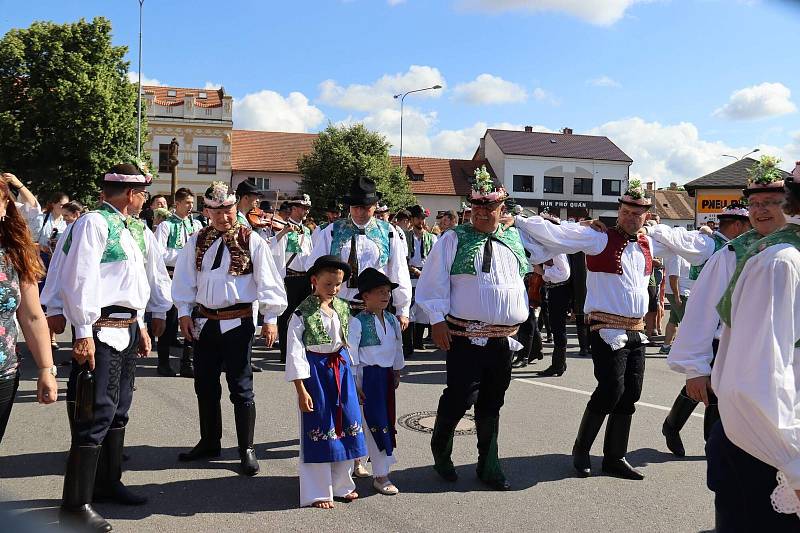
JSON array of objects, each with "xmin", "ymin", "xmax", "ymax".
[{"xmin": 0, "ymin": 154, "xmax": 799, "ymax": 531}]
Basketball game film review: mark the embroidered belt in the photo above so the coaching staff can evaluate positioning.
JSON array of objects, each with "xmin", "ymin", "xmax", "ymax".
[
  {"xmin": 587, "ymin": 311, "xmax": 645, "ymax": 332},
  {"xmin": 445, "ymin": 315, "xmax": 519, "ymax": 338},
  {"xmin": 285, "ymin": 268, "xmax": 306, "ymax": 278},
  {"xmin": 545, "ymin": 280, "xmax": 569, "ymax": 289},
  {"xmin": 199, "ymin": 303, "xmax": 253, "ymax": 321},
  {"xmin": 94, "ymin": 305, "xmax": 138, "ymax": 329}
]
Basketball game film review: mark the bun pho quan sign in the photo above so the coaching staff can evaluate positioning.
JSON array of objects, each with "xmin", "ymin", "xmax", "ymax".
[{"xmin": 695, "ymin": 190, "xmax": 743, "ymax": 226}]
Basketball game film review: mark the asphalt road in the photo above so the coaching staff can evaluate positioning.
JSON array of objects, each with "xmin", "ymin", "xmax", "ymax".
[{"xmin": 0, "ymin": 325, "xmax": 714, "ymax": 532}]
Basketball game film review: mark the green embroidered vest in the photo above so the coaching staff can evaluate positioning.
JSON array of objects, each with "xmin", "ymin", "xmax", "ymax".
[
  {"xmin": 450, "ymin": 224, "xmax": 530, "ymax": 277},
  {"xmin": 689, "ymin": 233, "xmax": 728, "ymax": 280},
  {"xmin": 717, "ymin": 225, "xmax": 800, "ymax": 338},
  {"xmin": 286, "ymin": 223, "xmax": 312, "ymax": 254},
  {"xmin": 295, "ymin": 295, "xmax": 351, "ymax": 347},
  {"xmin": 355, "ymin": 310, "xmax": 400, "ymax": 347},
  {"xmin": 407, "ymin": 230, "xmax": 434, "ymax": 259},
  {"xmin": 165, "ymin": 214, "xmax": 195, "ymax": 250},
  {"xmin": 330, "ymin": 218, "xmax": 392, "ymax": 268},
  {"xmin": 62, "ymin": 204, "xmax": 146, "ymax": 263},
  {"xmin": 725, "ymin": 228, "xmax": 762, "ymax": 261}
]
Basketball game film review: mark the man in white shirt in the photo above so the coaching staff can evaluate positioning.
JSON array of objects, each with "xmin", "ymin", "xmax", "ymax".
[{"xmin": 660, "ymin": 251, "xmax": 693, "ymax": 354}]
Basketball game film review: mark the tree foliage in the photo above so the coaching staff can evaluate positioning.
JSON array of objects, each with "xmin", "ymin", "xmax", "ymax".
[
  {"xmin": 0, "ymin": 17, "xmax": 146, "ymax": 204},
  {"xmin": 298, "ymin": 123, "xmax": 415, "ymax": 218}
]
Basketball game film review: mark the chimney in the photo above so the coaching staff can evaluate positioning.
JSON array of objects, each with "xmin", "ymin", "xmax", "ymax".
[
  {"xmin": 669, "ymin": 182, "xmax": 678, "ymax": 190},
  {"xmin": 646, "ymin": 181, "xmax": 655, "ymax": 191},
  {"xmin": 524, "ymin": 126, "xmax": 533, "ymax": 133},
  {"xmin": 562, "ymin": 127, "xmax": 573, "ymax": 135},
  {"xmin": 793, "ymin": 161, "xmax": 800, "ymax": 179}
]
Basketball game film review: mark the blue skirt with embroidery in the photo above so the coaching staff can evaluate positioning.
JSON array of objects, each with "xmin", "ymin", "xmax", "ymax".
[
  {"xmin": 301, "ymin": 349, "xmax": 367, "ymax": 464},
  {"xmin": 362, "ymin": 365, "xmax": 396, "ymax": 456}
]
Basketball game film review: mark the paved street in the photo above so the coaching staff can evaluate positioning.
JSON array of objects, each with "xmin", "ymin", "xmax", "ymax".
[{"xmin": 1, "ymin": 325, "xmax": 714, "ymax": 532}]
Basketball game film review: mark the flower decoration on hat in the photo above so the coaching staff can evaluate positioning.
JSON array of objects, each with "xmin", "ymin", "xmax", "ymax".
[
  {"xmin": 747, "ymin": 155, "xmax": 783, "ymax": 186},
  {"xmin": 376, "ymin": 203, "xmax": 389, "ymax": 213},
  {"xmin": 718, "ymin": 201, "xmax": 749, "ymax": 219},
  {"xmin": 618, "ymin": 177, "xmax": 652, "ymax": 207},
  {"xmin": 470, "ymin": 165, "xmax": 507, "ymax": 203},
  {"xmin": 204, "ymin": 181, "xmax": 237, "ymax": 208}
]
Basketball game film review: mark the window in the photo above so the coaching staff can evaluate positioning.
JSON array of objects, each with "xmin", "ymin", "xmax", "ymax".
[
  {"xmin": 602, "ymin": 179, "xmax": 622, "ymax": 196},
  {"xmin": 513, "ymin": 175, "xmax": 534, "ymax": 192},
  {"xmin": 543, "ymin": 176, "xmax": 563, "ymax": 194},
  {"xmin": 198, "ymin": 145, "xmax": 217, "ymax": 174},
  {"xmin": 198, "ymin": 91, "xmax": 208, "ymax": 99},
  {"xmin": 167, "ymin": 89, "xmax": 177, "ymax": 97},
  {"xmin": 573, "ymin": 177, "xmax": 593, "ymax": 195},
  {"xmin": 158, "ymin": 144, "xmax": 171, "ymax": 173},
  {"xmin": 251, "ymin": 177, "xmax": 270, "ymax": 191}
]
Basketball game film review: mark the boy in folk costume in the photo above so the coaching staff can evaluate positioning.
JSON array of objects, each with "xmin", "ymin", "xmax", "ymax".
[
  {"xmin": 348, "ymin": 268, "xmax": 404, "ymax": 495},
  {"xmin": 285, "ymin": 255, "xmax": 367, "ymax": 508}
]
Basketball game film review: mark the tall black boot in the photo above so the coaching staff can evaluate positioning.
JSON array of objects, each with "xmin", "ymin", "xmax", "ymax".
[
  {"xmin": 602, "ymin": 414, "xmax": 644, "ymax": 480},
  {"xmin": 178, "ymin": 396, "xmax": 222, "ymax": 462},
  {"xmin": 662, "ymin": 391, "xmax": 697, "ymax": 457},
  {"xmin": 402, "ymin": 322, "xmax": 414, "ymax": 359},
  {"xmin": 66, "ymin": 400, "xmax": 76, "ymax": 444},
  {"xmin": 156, "ymin": 343, "xmax": 176, "ymax": 377},
  {"xmin": 528, "ymin": 328, "xmax": 544, "ymax": 363},
  {"xmin": 703, "ymin": 404, "xmax": 720, "ymax": 442},
  {"xmin": 94, "ymin": 427, "xmax": 147, "ymax": 505},
  {"xmin": 576, "ymin": 317, "xmax": 591, "ymax": 357},
  {"xmin": 475, "ymin": 415, "xmax": 510, "ymax": 490},
  {"xmin": 572, "ymin": 408, "xmax": 605, "ymax": 477},
  {"xmin": 430, "ymin": 415, "xmax": 459, "ymax": 482},
  {"xmin": 537, "ymin": 346, "xmax": 567, "ymax": 376},
  {"xmin": 413, "ymin": 323, "xmax": 426, "ymax": 350},
  {"xmin": 234, "ymin": 402, "xmax": 259, "ymax": 476},
  {"xmin": 179, "ymin": 344, "xmax": 194, "ymax": 378},
  {"xmin": 59, "ymin": 444, "xmax": 112, "ymax": 533}
]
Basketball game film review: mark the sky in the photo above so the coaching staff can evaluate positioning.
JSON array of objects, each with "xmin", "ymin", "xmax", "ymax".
[{"xmin": 2, "ymin": 0, "xmax": 799, "ymax": 186}]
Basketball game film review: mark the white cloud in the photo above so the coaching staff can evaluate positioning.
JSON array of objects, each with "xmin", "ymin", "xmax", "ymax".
[
  {"xmin": 453, "ymin": 74, "xmax": 527, "ymax": 104},
  {"xmin": 713, "ymin": 82, "xmax": 797, "ymax": 120},
  {"xmin": 203, "ymin": 81, "xmax": 222, "ymax": 90},
  {"xmin": 127, "ymin": 71, "xmax": 164, "ymax": 86},
  {"xmin": 531, "ymin": 87, "xmax": 559, "ymax": 105},
  {"xmin": 456, "ymin": 0, "xmax": 646, "ymax": 26},
  {"xmin": 318, "ymin": 65, "xmax": 445, "ymax": 112},
  {"xmin": 387, "ymin": 0, "xmax": 406, "ymax": 4},
  {"xmin": 233, "ymin": 90, "xmax": 325, "ymax": 133},
  {"xmin": 588, "ymin": 116, "xmax": 794, "ymax": 186},
  {"xmin": 588, "ymin": 75, "xmax": 622, "ymax": 88}
]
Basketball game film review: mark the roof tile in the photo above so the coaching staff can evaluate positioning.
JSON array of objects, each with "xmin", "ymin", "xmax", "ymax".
[
  {"xmin": 231, "ymin": 130, "xmax": 318, "ymax": 173},
  {"xmin": 487, "ymin": 129, "xmax": 632, "ymax": 163}
]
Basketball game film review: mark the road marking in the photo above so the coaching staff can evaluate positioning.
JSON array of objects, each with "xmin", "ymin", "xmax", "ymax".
[{"xmin": 514, "ymin": 378, "xmax": 704, "ymax": 418}]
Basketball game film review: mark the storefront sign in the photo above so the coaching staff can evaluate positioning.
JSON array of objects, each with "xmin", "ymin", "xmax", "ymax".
[
  {"xmin": 695, "ymin": 190, "xmax": 743, "ymax": 225},
  {"xmin": 517, "ymin": 198, "xmax": 619, "ymax": 210}
]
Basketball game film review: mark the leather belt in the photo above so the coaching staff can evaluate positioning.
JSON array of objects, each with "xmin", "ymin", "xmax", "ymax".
[
  {"xmin": 94, "ymin": 306, "xmax": 138, "ymax": 329},
  {"xmin": 199, "ymin": 303, "xmax": 253, "ymax": 321},
  {"xmin": 285, "ymin": 268, "xmax": 307, "ymax": 278},
  {"xmin": 445, "ymin": 315, "xmax": 519, "ymax": 338}
]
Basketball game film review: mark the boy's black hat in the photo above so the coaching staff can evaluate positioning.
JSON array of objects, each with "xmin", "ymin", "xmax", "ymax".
[
  {"xmin": 307, "ymin": 255, "xmax": 352, "ymax": 281},
  {"xmin": 353, "ymin": 267, "xmax": 398, "ymax": 300}
]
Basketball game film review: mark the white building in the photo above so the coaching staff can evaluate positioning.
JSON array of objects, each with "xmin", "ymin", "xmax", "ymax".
[
  {"xmin": 479, "ymin": 127, "xmax": 633, "ymax": 223},
  {"xmin": 143, "ymin": 85, "xmax": 233, "ymax": 201}
]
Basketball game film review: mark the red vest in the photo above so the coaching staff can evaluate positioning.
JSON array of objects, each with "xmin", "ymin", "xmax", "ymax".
[{"xmin": 586, "ymin": 227, "xmax": 653, "ymax": 276}]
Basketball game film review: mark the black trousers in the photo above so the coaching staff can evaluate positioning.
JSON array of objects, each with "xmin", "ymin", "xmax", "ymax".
[
  {"xmin": 157, "ymin": 305, "xmax": 179, "ymax": 359},
  {"xmin": 67, "ymin": 323, "xmax": 140, "ymax": 446},
  {"xmin": 514, "ymin": 308, "xmax": 537, "ymax": 361},
  {"xmin": 278, "ymin": 275, "xmax": 312, "ymax": 360},
  {"xmin": 0, "ymin": 371, "xmax": 20, "ymax": 443},
  {"xmin": 194, "ymin": 318, "xmax": 256, "ymax": 405},
  {"xmin": 707, "ymin": 422, "xmax": 800, "ymax": 532},
  {"xmin": 436, "ymin": 336, "xmax": 513, "ymax": 421},
  {"xmin": 546, "ymin": 285, "xmax": 571, "ymax": 349},
  {"xmin": 586, "ymin": 331, "xmax": 646, "ymax": 415}
]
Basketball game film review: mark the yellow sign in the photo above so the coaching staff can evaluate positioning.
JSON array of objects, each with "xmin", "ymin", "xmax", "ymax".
[{"xmin": 696, "ymin": 192, "xmax": 743, "ymax": 213}]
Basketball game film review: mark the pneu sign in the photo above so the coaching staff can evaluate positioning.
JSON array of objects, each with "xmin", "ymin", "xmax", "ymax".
[{"xmin": 695, "ymin": 191, "xmax": 743, "ymax": 225}]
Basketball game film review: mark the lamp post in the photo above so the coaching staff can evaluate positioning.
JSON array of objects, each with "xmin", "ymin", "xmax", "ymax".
[
  {"xmin": 136, "ymin": 0, "xmax": 144, "ymax": 160},
  {"xmin": 721, "ymin": 148, "xmax": 760, "ymax": 161},
  {"xmin": 393, "ymin": 84, "xmax": 442, "ymax": 170}
]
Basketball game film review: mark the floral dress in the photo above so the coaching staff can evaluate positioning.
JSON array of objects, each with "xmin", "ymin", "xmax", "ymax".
[{"xmin": 0, "ymin": 249, "xmax": 21, "ymax": 380}]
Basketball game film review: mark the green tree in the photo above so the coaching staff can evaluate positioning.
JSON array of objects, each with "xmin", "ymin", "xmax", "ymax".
[
  {"xmin": 0, "ymin": 17, "xmax": 147, "ymax": 204},
  {"xmin": 298, "ymin": 123, "xmax": 415, "ymax": 218}
]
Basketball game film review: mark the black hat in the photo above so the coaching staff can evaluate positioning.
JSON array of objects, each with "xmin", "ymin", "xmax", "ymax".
[
  {"xmin": 408, "ymin": 204, "xmax": 426, "ymax": 218},
  {"xmin": 307, "ymin": 255, "xmax": 352, "ymax": 281},
  {"xmin": 342, "ymin": 177, "xmax": 380, "ymax": 206},
  {"xmin": 325, "ymin": 202, "xmax": 341, "ymax": 213},
  {"xmin": 287, "ymin": 194, "xmax": 312, "ymax": 207},
  {"xmin": 278, "ymin": 201, "xmax": 291, "ymax": 212},
  {"xmin": 259, "ymin": 200, "xmax": 274, "ymax": 213},
  {"xmin": 353, "ymin": 268, "xmax": 398, "ymax": 300},
  {"xmin": 393, "ymin": 209, "xmax": 411, "ymax": 221},
  {"xmin": 235, "ymin": 179, "xmax": 266, "ymax": 198}
]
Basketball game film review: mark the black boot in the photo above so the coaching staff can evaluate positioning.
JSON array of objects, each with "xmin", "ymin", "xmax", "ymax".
[
  {"xmin": 662, "ymin": 392, "xmax": 697, "ymax": 457},
  {"xmin": 576, "ymin": 318, "xmax": 591, "ymax": 357},
  {"xmin": 67, "ymin": 400, "xmax": 76, "ymax": 444},
  {"xmin": 528, "ymin": 329, "xmax": 544, "ymax": 363},
  {"xmin": 59, "ymin": 445, "xmax": 112, "ymax": 533},
  {"xmin": 703, "ymin": 403, "xmax": 720, "ymax": 442},
  {"xmin": 511, "ymin": 350, "xmax": 528, "ymax": 368},
  {"xmin": 178, "ymin": 397, "xmax": 222, "ymax": 462},
  {"xmin": 430, "ymin": 415, "xmax": 459, "ymax": 481},
  {"xmin": 179, "ymin": 344, "xmax": 194, "ymax": 378},
  {"xmin": 402, "ymin": 323, "xmax": 414, "ymax": 359},
  {"xmin": 537, "ymin": 346, "xmax": 567, "ymax": 376},
  {"xmin": 572, "ymin": 408, "xmax": 605, "ymax": 477},
  {"xmin": 94, "ymin": 427, "xmax": 147, "ymax": 505},
  {"xmin": 601, "ymin": 414, "xmax": 644, "ymax": 480},
  {"xmin": 156, "ymin": 343, "xmax": 176, "ymax": 377},
  {"xmin": 475, "ymin": 415, "xmax": 510, "ymax": 490},
  {"xmin": 413, "ymin": 323, "xmax": 426, "ymax": 350},
  {"xmin": 234, "ymin": 402, "xmax": 259, "ymax": 476}
]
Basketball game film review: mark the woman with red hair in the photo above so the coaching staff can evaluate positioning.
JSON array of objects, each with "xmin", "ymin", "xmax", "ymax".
[{"xmin": 0, "ymin": 173, "xmax": 58, "ymax": 443}]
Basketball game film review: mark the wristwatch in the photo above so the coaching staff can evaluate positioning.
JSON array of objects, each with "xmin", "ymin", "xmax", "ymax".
[{"xmin": 40, "ymin": 365, "xmax": 57, "ymax": 377}]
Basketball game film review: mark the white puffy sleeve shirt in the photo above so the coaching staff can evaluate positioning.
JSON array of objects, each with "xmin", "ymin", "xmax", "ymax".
[
  {"xmin": 347, "ymin": 315, "xmax": 405, "ymax": 371},
  {"xmin": 284, "ymin": 310, "xmax": 348, "ymax": 382},
  {"xmin": 415, "ymin": 228, "xmax": 529, "ymax": 326},
  {"xmin": 668, "ymin": 246, "xmax": 737, "ymax": 378},
  {"xmin": 269, "ymin": 222, "xmax": 315, "ymax": 277},
  {"xmin": 648, "ymin": 224, "xmax": 717, "ymax": 266},
  {"xmin": 172, "ymin": 230, "xmax": 287, "ymax": 324},
  {"xmin": 713, "ymin": 243, "xmax": 800, "ymax": 489},
  {"xmin": 543, "ymin": 254, "xmax": 571, "ymax": 284}
]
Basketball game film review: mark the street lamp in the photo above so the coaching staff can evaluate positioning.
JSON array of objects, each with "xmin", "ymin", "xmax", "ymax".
[
  {"xmin": 393, "ymin": 84, "xmax": 442, "ymax": 170},
  {"xmin": 721, "ymin": 148, "xmax": 760, "ymax": 161},
  {"xmin": 136, "ymin": 0, "xmax": 144, "ymax": 160}
]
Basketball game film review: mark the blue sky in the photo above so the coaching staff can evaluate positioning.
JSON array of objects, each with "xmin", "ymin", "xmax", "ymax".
[{"xmin": 2, "ymin": 0, "xmax": 799, "ymax": 185}]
